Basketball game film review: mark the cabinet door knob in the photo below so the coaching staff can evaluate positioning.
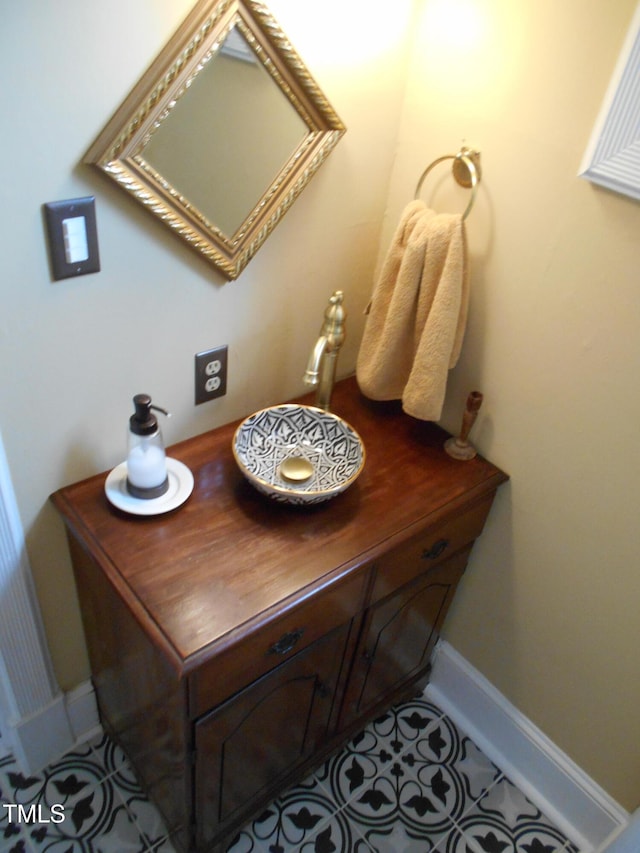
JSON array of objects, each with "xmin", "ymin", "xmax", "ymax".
[
  {"xmin": 421, "ymin": 539, "xmax": 449, "ymax": 560},
  {"xmin": 267, "ymin": 628, "xmax": 305, "ymax": 656},
  {"xmin": 316, "ymin": 680, "xmax": 331, "ymax": 699}
]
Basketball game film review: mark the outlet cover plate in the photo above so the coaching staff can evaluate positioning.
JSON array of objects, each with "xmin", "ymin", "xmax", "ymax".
[{"xmin": 195, "ymin": 345, "xmax": 228, "ymax": 404}]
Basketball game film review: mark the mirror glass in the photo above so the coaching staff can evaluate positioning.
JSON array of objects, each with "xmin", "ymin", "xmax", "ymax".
[
  {"xmin": 142, "ymin": 26, "xmax": 309, "ymax": 237},
  {"xmin": 85, "ymin": 0, "xmax": 345, "ymax": 279}
]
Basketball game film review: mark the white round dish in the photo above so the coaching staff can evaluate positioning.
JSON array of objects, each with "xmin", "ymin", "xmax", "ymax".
[{"xmin": 104, "ymin": 457, "xmax": 194, "ymax": 516}]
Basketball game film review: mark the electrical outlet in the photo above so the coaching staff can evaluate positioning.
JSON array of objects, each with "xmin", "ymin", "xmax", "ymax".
[{"xmin": 195, "ymin": 346, "xmax": 228, "ymax": 404}]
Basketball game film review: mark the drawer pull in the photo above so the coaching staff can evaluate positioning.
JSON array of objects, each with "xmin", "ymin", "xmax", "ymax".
[
  {"xmin": 268, "ymin": 628, "xmax": 305, "ymax": 656},
  {"xmin": 421, "ymin": 539, "xmax": 450, "ymax": 560}
]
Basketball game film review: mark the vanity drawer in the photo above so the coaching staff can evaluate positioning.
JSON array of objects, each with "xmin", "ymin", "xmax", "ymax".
[
  {"xmin": 189, "ymin": 570, "xmax": 365, "ymax": 718},
  {"xmin": 370, "ymin": 494, "xmax": 494, "ymax": 605}
]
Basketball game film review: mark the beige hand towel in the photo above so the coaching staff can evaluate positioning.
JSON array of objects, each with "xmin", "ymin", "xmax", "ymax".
[{"xmin": 356, "ymin": 200, "xmax": 468, "ymax": 421}]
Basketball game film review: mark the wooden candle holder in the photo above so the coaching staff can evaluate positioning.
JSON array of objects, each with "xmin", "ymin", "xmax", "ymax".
[{"xmin": 444, "ymin": 391, "xmax": 483, "ymax": 460}]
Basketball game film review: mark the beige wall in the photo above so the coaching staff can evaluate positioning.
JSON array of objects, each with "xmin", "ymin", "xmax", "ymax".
[
  {"xmin": 388, "ymin": 0, "xmax": 640, "ymax": 812},
  {"xmin": 1, "ymin": 0, "xmax": 639, "ymax": 813},
  {"xmin": 0, "ymin": 0, "xmax": 412, "ymax": 684}
]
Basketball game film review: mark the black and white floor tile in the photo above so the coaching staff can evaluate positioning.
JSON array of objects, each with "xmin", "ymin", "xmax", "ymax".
[
  {"xmin": 226, "ymin": 697, "xmax": 580, "ymax": 853},
  {"xmin": 0, "ymin": 696, "xmax": 580, "ymax": 853},
  {"xmin": 0, "ymin": 735, "xmax": 174, "ymax": 853}
]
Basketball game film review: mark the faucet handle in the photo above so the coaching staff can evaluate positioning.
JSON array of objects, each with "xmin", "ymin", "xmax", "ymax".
[{"xmin": 324, "ymin": 290, "xmax": 345, "ymax": 330}]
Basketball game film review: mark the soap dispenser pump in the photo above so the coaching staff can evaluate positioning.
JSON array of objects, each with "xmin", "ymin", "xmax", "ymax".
[{"xmin": 126, "ymin": 394, "xmax": 171, "ymax": 499}]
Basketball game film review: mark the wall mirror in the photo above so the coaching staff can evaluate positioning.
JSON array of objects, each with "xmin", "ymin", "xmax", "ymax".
[{"xmin": 85, "ymin": 0, "xmax": 346, "ymax": 279}]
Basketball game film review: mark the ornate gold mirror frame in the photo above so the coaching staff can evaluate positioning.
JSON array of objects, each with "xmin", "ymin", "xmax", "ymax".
[{"xmin": 85, "ymin": 0, "xmax": 345, "ymax": 279}]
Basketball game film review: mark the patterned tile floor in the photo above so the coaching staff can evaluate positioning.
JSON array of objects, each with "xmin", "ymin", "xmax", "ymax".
[{"xmin": 0, "ymin": 695, "xmax": 580, "ymax": 853}]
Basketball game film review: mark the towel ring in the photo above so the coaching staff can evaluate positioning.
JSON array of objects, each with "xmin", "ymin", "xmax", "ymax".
[{"xmin": 414, "ymin": 147, "xmax": 481, "ymax": 220}]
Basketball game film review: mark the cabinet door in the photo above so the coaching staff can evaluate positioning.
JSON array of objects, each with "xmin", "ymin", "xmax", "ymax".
[
  {"xmin": 194, "ymin": 622, "xmax": 350, "ymax": 849},
  {"xmin": 342, "ymin": 549, "xmax": 469, "ymax": 727}
]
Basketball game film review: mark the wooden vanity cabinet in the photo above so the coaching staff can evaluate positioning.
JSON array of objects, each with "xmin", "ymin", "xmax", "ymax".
[
  {"xmin": 340, "ymin": 491, "xmax": 495, "ymax": 729},
  {"xmin": 52, "ymin": 378, "xmax": 507, "ymax": 852},
  {"xmin": 194, "ymin": 623, "xmax": 351, "ymax": 850},
  {"xmin": 342, "ymin": 549, "xmax": 469, "ymax": 729}
]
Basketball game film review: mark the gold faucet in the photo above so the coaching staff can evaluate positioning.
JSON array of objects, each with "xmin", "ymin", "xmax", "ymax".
[{"xmin": 303, "ymin": 290, "xmax": 346, "ymax": 411}]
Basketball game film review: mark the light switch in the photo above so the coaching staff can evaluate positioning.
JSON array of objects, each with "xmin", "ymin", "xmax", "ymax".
[
  {"xmin": 62, "ymin": 216, "xmax": 89, "ymax": 264},
  {"xmin": 44, "ymin": 197, "xmax": 100, "ymax": 280}
]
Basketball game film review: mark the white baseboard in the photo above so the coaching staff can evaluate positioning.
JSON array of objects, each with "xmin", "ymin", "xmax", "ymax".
[
  {"xmin": 4, "ymin": 680, "xmax": 101, "ymax": 774},
  {"xmin": 596, "ymin": 809, "xmax": 640, "ymax": 853},
  {"xmin": 8, "ymin": 693, "xmax": 74, "ymax": 774},
  {"xmin": 65, "ymin": 680, "xmax": 102, "ymax": 744},
  {"xmin": 425, "ymin": 641, "xmax": 628, "ymax": 853}
]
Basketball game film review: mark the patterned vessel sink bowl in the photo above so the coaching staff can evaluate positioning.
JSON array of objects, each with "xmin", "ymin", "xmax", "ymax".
[{"xmin": 232, "ymin": 404, "xmax": 365, "ymax": 505}]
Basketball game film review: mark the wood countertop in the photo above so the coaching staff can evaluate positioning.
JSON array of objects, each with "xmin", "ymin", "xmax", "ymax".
[{"xmin": 52, "ymin": 376, "xmax": 508, "ymax": 675}]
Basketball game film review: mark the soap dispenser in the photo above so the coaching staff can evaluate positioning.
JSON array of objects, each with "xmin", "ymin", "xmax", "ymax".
[{"xmin": 126, "ymin": 394, "xmax": 171, "ymax": 499}]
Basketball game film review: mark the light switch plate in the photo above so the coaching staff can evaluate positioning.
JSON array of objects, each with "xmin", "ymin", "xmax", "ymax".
[{"xmin": 44, "ymin": 197, "xmax": 100, "ymax": 280}]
